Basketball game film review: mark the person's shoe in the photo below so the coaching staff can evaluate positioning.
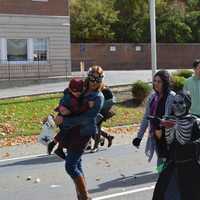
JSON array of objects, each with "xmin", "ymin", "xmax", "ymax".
[
  {"xmin": 54, "ymin": 148, "xmax": 65, "ymax": 159},
  {"xmin": 85, "ymin": 140, "xmax": 92, "ymax": 150},
  {"xmin": 107, "ymin": 135, "xmax": 114, "ymax": 148},
  {"xmin": 86, "ymin": 144, "xmax": 92, "ymax": 150},
  {"xmin": 47, "ymin": 141, "xmax": 56, "ymax": 155},
  {"xmin": 100, "ymin": 137, "xmax": 105, "ymax": 146},
  {"xmin": 90, "ymin": 147, "xmax": 99, "ymax": 153}
]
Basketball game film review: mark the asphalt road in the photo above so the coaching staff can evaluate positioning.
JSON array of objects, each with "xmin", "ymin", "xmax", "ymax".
[{"xmin": 0, "ymin": 143, "xmax": 157, "ymax": 200}]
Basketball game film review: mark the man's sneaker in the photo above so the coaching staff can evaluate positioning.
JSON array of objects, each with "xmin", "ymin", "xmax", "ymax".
[
  {"xmin": 47, "ymin": 141, "xmax": 56, "ymax": 155},
  {"xmin": 54, "ymin": 148, "xmax": 65, "ymax": 160}
]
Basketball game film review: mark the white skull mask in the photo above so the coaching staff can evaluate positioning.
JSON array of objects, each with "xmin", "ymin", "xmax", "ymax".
[{"xmin": 172, "ymin": 94, "xmax": 187, "ymax": 117}]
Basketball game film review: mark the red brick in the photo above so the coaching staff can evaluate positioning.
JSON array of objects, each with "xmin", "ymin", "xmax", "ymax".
[
  {"xmin": 71, "ymin": 43, "xmax": 200, "ymax": 71},
  {"xmin": 0, "ymin": 0, "xmax": 68, "ymax": 16}
]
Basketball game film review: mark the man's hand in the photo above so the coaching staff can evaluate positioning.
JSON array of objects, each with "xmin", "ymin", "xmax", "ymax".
[{"xmin": 132, "ymin": 138, "xmax": 142, "ymax": 148}]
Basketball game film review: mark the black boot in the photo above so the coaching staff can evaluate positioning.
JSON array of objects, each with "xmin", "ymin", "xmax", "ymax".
[
  {"xmin": 54, "ymin": 148, "xmax": 65, "ymax": 159},
  {"xmin": 47, "ymin": 141, "xmax": 56, "ymax": 155},
  {"xmin": 107, "ymin": 135, "xmax": 114, "ymax": 148},
  {"xmin": 101, "ymin": 130, "xmax": 114, "ymax": 148},
  {"xmin": 90, "ymin": 134, "xmax": 100, "ymax": 153},
  {"xmin": 100, "ymin": 137, "xmax": 105, "ymax": 146}
]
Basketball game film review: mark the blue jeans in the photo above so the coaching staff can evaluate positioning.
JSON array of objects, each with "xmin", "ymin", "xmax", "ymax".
[{"xmin": 65, "ymin": 151, "xmax": 84, "ymax": 178}]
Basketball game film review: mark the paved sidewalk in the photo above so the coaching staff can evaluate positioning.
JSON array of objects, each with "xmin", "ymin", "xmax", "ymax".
[
  {"xmin": 0, "ymin": 70, "xmax": 177, "ymax": 99},
  {"xmin": 0, "ymin": 70, "xmax": 155, "ymax": 99}
]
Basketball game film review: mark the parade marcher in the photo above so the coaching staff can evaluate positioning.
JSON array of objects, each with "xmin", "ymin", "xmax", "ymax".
[
  {"xmin": 58, "ymin": 66, "xmax": 105, "ymax": 200},
  {"xmin": 152, "ymin": 92, "xmax": 200, "ymax": 200},
  {"xmin": 184, "ymin": 59, "xmax": 200, "ymax": 116},
  {"xmin": 90, "ymin": 85, "xmax": 115, "ymax": 153},
  {"xmin": 47, "ymin": 78, "xmax": 97, "ymax": 159},
  {"xmin": 47, "ymin": 78, "xmax": 85, "ymax": 158},
  {"xmin": 132, "ymin": 70, "xmax": 175, "ymax": 165}
]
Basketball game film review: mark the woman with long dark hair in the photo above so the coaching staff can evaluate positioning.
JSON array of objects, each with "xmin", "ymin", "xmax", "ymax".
[{"xmin": 132, "ymin": 70, "xmax": 175, "ymax": 165}]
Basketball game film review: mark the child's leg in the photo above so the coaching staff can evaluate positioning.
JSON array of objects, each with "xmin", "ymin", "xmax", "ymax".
[
  {"xmin": 47, "ymin": 131, "xmax": 60, "ymax": 155},
  {"xmin": 54, "ymin": 127, "xmax": 68, "ymax": 159},
  {"xmin": 47, "ymin": 140, "xmax": 56, "ymax": 155},
  {"xmin": 54, "ymin": 147, "xmax": 65, "ymax": 159}
]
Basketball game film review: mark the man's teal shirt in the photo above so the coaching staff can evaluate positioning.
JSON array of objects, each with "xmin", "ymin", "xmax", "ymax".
[{"xmin": 184, "ymin": 75, "xmax": 200, "ymax": 116}]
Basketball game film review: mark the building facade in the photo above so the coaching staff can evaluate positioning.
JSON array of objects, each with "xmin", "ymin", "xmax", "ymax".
[{"xmin": 0, "ymin": 0, "xmax": 71, "ymax": 80}]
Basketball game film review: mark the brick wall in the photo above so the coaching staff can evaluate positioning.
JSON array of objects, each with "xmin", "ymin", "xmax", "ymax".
[
  {"xmin": 0, "ymin": 0, "xmax": 68, "ymax": 16},
  {"xmin": 71, "ymin": 43, "xmax": 200, "ymax": 71}
]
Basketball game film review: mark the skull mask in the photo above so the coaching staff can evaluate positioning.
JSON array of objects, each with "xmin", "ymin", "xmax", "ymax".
[{"xmin": 172, "ymin": 93, "xmax": 191, "ymax": 117}]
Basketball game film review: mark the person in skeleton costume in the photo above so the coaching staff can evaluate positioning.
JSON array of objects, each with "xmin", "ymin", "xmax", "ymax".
[{"xmin": 152, "ymin": 92, "xmax": 200, "ymax": 200}]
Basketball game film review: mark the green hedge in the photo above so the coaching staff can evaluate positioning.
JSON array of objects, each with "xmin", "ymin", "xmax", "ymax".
[
  {"xmin": 132, "ymin": 80, "xmax": 151, "ymax": 104},
  {"xmin": 171, "ymin": 75, "xmax": 186, "ymax": 92},
  {"xmin": 172, "ymin": 69, "xmax": 193, "ymax": 79}
]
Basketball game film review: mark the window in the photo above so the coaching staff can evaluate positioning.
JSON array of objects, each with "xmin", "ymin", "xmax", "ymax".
[
  {"xmin": 7, "ymin": 39, "xmax": 27, "ymax": 61},
  {"xmin": 0, "ymin": 38, "xmax": 48, "ymax": 63},
  {"xmin": 33, "ymin": 39, "xmax": 48, "ymax": 61}
]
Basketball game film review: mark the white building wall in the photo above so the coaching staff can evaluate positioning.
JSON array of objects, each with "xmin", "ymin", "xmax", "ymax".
[{"xmin": 0, "ymin": 14, "xmax": 71, "ymax": 79}]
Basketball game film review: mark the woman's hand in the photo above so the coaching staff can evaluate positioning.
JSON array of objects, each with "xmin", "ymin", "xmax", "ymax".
[
  {"xmin": 54, "ymin": 115, "xmax": 64, "ymax": 126},
  {"xmin": 59, "ymin": 106, "xmax": 71, "ymax": 116},
  {"xmin": 132, "ymin": 137, "xmax": 142, "ymax": 148},
  {"xmin": 155, "ymin": 130, "xmax": 162, "ymax": 140},
  {"xmin": 160, "ymin": 119, "xmax": 176, "ymax": 128}
]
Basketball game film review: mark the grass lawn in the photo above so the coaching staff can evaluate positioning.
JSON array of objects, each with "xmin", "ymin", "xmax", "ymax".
[{"xmin": 0, "ymin": 93, "xmax": 144, "ymax": 140}]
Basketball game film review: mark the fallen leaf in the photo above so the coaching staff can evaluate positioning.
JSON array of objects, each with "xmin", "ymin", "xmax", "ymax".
[{"xmin": 2, "ymin": 152, "xmax": 10, "ymax": 158}]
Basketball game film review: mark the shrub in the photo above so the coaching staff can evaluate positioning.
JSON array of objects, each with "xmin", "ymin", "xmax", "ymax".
[
  {"xmin": 132, "ymin": 80, "xmax": 151, "ymax": 104},
  {"xmin": 171, "ymin": 75, "xmax": 186, "ymax": 92},
  {"xmin": 172, "ymin": 69, "xmax": 193, "ymax": 79}
]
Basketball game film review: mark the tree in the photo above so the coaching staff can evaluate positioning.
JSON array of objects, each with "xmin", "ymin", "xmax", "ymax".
[
  {"xmin": 113, "ymin": 0, "xmax": 150, "ymax": 42},
  {"xmin": 70, "ymin": 0, "xmax": 118, "ymax": 42},
  {"xmin": 156, "ymin": 0, "xmax": 192, "ymax": 43},
  {"xmin": 185, "ymin": 0, "xmax": 200, "ymax": 42},
  {"xmin": 70, "ymin": 0, "xmax": 199, "ymax": 43}
]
